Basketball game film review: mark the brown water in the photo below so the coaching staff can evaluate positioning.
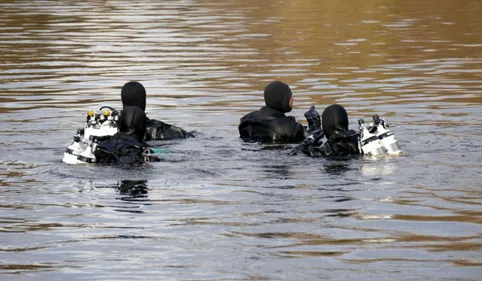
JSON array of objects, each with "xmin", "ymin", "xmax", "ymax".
[{"xmin": 1, "ymin": 0, "xmax": 482, "ymax": 280}]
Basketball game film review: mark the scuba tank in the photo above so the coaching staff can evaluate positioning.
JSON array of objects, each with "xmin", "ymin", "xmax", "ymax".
[
  {"xmin": 84, "ymin": 107, "xmax": 118, "ymax": 140},
  {"xmin": 358, "ymin": 119, "xmax": 387, "ymax": 156},
  {"xmin": 63, "ymin": 128, "xmax": 90, "ymax": 164},
  {"xmin": 372, "ymin": 115, "xmax": 402, "ymax": 155},
  {"xmin": 63, "ymin": 106, "xmax": 120, "ymax": 164}
]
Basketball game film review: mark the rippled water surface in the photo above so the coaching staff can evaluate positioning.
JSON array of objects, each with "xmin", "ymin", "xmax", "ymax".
[{"xmin": 1, "ymin": 1, "xmax": 482, "ymax": 280}]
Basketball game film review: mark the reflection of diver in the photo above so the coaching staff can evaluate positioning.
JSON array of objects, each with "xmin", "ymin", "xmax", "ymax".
[
  {"xmin": 112, "ymin": 180, "xmax": 150, "ymax": 214},
  {"xmin": 323, "ymin": 161, "xmax": 351, "ymax": 175},
  {"xmin": 116, "ymin": 180, "xmax": 149, "ymax": 198},
  {"xmin": 261, "ymin": 163, "xmax": 293, "ymax": 181}
]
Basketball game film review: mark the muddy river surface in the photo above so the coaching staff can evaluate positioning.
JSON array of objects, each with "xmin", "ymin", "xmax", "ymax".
[{"xmin": 1, "ymin": 1, "xmax": 481, "ymax": 280}]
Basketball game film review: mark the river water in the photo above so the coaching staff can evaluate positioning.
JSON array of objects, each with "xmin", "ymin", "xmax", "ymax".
[{"xmin": 1, "ymin": 1, "xmax": 481, "ymax": 280}]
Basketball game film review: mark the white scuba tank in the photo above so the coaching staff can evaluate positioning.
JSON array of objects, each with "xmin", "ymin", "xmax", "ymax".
[
  {"xmin": 372, "ymin": 115, "xmax": 402, "ymax": 155},
  {"xmin": 63, "ymin": 131, "xmax": 90, "ymax": 165},
  {"xmin": 84, "ymin": 111, "xmax": 118, "ymax": 140},
  {"xmin": 358, "ymin": 119, "xmax": 387, "ymax": 156},
  {"xmin": 62, "ymin": 107, "xmax": 119, "ymax": 164},
  {"xmin": 76, "ymin": 142, "xmax": 97, "ymax": 163}
]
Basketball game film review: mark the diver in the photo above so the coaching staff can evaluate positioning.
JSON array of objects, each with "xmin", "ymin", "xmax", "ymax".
[
  {"xmin": 121, "ymin": 81, "xmax": 194, "ymax": 141},
  {"xmin": 290, "ymin": 104, "xmax": 360, "ymax": 157},
  {"xmin": 94, "ymin": 106, "xmax": 158, "ymax": 164},
  {"xmin": 238, "ymin": 81, "xmax": 320, "ymax": 143}
]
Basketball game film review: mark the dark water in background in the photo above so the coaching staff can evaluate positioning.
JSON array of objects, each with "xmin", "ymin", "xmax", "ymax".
[{"xmin": 1, "ymin": 0, "xmax": 482, "ymax": 280}]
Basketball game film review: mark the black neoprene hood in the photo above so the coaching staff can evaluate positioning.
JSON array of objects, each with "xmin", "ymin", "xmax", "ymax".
[
  {"xmin": 263, "ymin": 81, "xmax": 293, "ymax": 113},
  {"xmin": 121, "ymin": 81, "xmax": 147, "ymax": 112},
  {"xmin": 322, "ymin": 104, "xmax": 349, "ymax": 139},
  {"xmin": 120, "ymin": 106, "xmax": 147, "ymax": 142}
]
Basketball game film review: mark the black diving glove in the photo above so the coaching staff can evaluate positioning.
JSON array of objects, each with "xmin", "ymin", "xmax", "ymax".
[{"xmin": 304, "ymin": 105, "xmax": 321, "ymax": 133}]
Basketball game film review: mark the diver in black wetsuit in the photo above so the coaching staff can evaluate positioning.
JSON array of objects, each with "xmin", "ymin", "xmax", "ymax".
[
  {"xmin": 238, "ymin": 81, "xmax": 320, "ymax": 143},
  {"xmin": 94, "ymin": 106, "xmax": 149, "ymax": 165},
  {"xmin": 121, "ymin": 81, "xmax": 194, "ymax": 141},
  {"xmin": 292, "ymin": 104, "xmax": 360, "ymax": 157}
]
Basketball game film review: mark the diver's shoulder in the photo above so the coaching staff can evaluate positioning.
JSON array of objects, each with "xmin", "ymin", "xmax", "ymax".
[{"xmin": 240, "ymin": 110, "xmax": 258, "ymax": 122}]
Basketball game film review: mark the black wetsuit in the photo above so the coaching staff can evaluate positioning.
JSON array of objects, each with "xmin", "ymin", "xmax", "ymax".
[
  {"xmin": 94, "ymin": 132, "xmax": 145, "ymax": 165},
  {"xmin": 239, "ymin": 106, "xmax": 306, "ymax": 143},
  {"xmin": 145, "ymin": 118, "xmax": 194, "ymax": 141},
  {"xmin": 238, "ymin": 81, "xmax": 308, "ymax": 143}
]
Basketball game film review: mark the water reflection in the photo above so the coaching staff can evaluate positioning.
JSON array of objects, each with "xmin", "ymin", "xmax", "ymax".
[
  {"xmin": 261, "ymin": 163, "xmax": 293, "ymax": 182},
  {"xmin": 360, "ymin": 158, "xmax": 397, "ymax": 177},
  {"xmin": 323, "ymin": 160, "xmax": 353, "ymax": 175},
  {"xmin": 115, "ymin": 180, "xmax": 149, "ymax": 200},
  {"xmin": 94, "ymin": 180, "xmax": 150, "ymax": 213}
]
